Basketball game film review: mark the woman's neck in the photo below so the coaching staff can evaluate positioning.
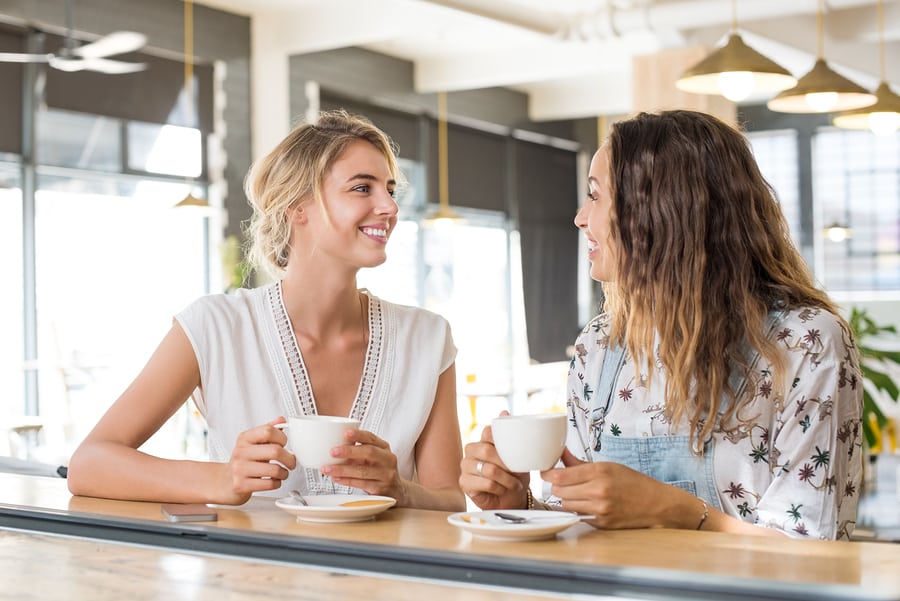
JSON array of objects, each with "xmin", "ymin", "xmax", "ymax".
[{"xmin": 279, "ymin": 266, "xmax": 364, "ymax": 343}]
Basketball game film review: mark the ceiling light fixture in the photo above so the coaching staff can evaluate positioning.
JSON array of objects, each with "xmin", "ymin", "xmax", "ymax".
[
  {"xmin": 832, "ymin": 0, "xmax": 900, "ymax": 136},
  {"xmin": 423, "ymin": 91, "xmax": 462, "ymax": 227},
  {"xmin": 767, "ymin": 0, "xmax": 876, "ymax": 114},
  {"xmin": 174, "ymin": 0, "xmax": 208, "ymax": 209},
  {"xmin": 824, "ymin": 222, "xmax": 852, "ymax": 243},
  {"xmin": 675, "ymin": 0, "xmax": 796, "ymax": 102}
]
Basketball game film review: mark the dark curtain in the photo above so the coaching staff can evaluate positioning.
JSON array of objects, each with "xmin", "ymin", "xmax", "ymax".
[
  {"xmin": 0, "ymin": 26, "xmax": 24, "ymax": 154},
  {"xmin": 516, "ymin": 139, "xmax": 579, "ymax": 362},
  {"xmin": 320, "ymin": 95, "xmax": 420, "ymax": 159}
]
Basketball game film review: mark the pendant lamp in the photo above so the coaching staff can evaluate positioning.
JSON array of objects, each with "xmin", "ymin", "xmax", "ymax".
[
  {"xmin": 824, "ymin": 222, "xmax": 852, "ymax": 243},
  {"xmin": 676, "ymin": 0, "xmax": 796, "ymax": 102},
  {"xmin": 767, "ymin": 0, "xmax": 876, "ymax": 114},
  {"xmin": 174, "ymin": 0, "xmax": 208, "ymax": 209},
  {"xmin": 833, "ymin": 0, "xmax": 900, "ymax": 136},
  {"xmin": 423, "ymin": 91, "xmax": 462, "ymax": 226}
]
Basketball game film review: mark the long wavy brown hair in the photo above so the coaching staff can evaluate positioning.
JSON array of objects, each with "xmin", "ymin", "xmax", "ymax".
[{"xmin": 602, "ymin": 110, "xmax": 839, "ymax": 452}]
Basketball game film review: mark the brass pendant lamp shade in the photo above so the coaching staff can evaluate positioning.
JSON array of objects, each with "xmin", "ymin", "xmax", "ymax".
[
  {"xmin": 174, "ymin": 193, "xmax": 209, "ymax": 208},
  {"xmin": 675, "ymin": 0, "xmax": 796, "ymax": 102},
  {"xmin": 767, "ymin": 0, "xmax": 876, "ymax": 114},
  {"xmin": 675, "ymin": 33, "xmax": 797, "ymax": 101},
  {"xmin": 767, "ymin": 58, "xmax": 877, "ymax": 113},
  {"xmin": 423, "ymin": 91, "xmax": 462, "ymax": 226},
  {"xmin": 832, "ymin": 0, "xmax": 900, "ymax": 136},
  {"xmin": 833, "ymin": 82, "xmax": 900, "ymax": 135}
]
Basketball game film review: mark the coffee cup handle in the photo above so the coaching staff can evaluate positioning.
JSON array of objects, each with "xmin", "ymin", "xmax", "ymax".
[{"xmin": 272, "ymin": 422, "xmax": 291, "ymax": 451}]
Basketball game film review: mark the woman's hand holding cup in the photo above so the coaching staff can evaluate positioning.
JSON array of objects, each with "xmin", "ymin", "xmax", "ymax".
[
  {"xmin": 461, "ymin": 411, "xmax": 567, "ymax": 510},
  {"xmin": 277, "ymin": 415, "xmax": 361, "ymax": 470},
  {"xmin": 222, "ymin": 417, "xmax": 297, "ymax": 504}
]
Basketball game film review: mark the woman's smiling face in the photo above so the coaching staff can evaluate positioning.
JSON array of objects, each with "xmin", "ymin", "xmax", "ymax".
[
  {"xmin": 301, "ymin": 139, "xmax": 399, "ymax": 269},
  {"xmin": 574, "ymin": 145, "xmax": 616, "ymax": 282}
]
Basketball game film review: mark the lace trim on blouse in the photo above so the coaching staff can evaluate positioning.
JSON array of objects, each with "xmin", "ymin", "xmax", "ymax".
[{"xmin": 267, "ymin": 281, "xmax": 383, "ymax": 494}]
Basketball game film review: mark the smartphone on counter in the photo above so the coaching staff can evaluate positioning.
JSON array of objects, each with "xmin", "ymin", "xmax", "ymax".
[{"xmin": 161, "ymin": 503, "xmax": 218, "ymax": 523}]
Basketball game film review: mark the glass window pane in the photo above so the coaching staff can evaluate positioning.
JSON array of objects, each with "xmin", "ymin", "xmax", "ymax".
[
  {"xmin": 813, "ymin": 128, "xmax": 900, "ymax": 292},
  {"xmin": 748, "ymin": 129, "xmax": 801, "ymax": 245},
  {"xmin": 0, "ymin": 161, "xmax": 23, "ymax": 429},
  {"xmin": 34, "ymin": 172, "xmax": 209, "ymax": 459},
  {"xmin": 36, "ymin": 109, "xmax": 121, "ymax": 171},
  {"xmin": 127, "ymin": 121, "xmax": 202, "ymax": 177},
  {"xmin": 423, "ymin": 221, "xmax": 512, "ymax": 383}
]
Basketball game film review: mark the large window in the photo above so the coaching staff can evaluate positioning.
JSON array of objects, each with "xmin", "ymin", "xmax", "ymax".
[
  {"xmin": 749, "ymin": 125, "xmax": 900, "ymax": 296},
  {"xmin": 748, "ymin": 129, "xmax": 801, "ymax": 246},
  {"xmin": 813, "ymin": 129, "xmax": 900, "ymax": 293},
  {"xmin": 5, "ymin": 108, "xmax": 212, "ymax": 463},
  {"xmin": 33, "ymin": 173, "xmax": 208, "ymax": 458},
  {"xmin": 0, "ymin": 161, "xmax": 23, "ymax": 429}
]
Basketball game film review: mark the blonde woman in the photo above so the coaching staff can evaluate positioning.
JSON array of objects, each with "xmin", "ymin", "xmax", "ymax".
[
  {"xmin": 69, "ymin": 110, "xmax": 465, "ymax": 511},
  {"xmin": 461, "ymin": 110, "xmax": 863, "ymax": 539}
]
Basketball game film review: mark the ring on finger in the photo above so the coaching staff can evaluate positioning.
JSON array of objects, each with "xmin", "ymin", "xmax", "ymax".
[{"xmin": 476, "ymin": 461, "xmax": 485, "ymax": 476}]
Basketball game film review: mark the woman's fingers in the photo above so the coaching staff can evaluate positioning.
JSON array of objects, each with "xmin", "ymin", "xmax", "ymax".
[
  {"xmin": 322, "ymin": 430, "xmax": 403, "ymax": 496},
  {"xmin": 344, "ymin": 428, "xmax": 389, "ymax": 449},
  {"xmin": 559, "ymin": 447, "xmax": 585, "ymax": 467}
]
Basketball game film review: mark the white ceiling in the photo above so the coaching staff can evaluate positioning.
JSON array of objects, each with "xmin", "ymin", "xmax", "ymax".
[{"xmin": 195, "ymin": 0, "xmax": 900, "ymax": 121}]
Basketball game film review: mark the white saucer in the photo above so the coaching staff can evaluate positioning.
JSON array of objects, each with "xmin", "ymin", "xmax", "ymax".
[
  {"xmin": 275, "ymin": 494, "xmax": 396, "ymax": 523},
  {"xmin": 447, "ymin": 509, "xmax": 582, "ymax": 541}
]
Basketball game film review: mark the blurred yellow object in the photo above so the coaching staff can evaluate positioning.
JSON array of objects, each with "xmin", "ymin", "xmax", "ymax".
[
  {"xmin": 465, "ymin": 374, "xmax": 478, "ymax": 437},
  {"xmin": 885, "ymin": 417, "xmax": 897, "ymax": 453},
  {"xmin": 868, "ymin": 413, "xmax": 883, "ymax": 455}
]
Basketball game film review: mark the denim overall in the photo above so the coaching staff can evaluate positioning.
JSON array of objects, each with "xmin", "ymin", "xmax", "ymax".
[{"xmin": 587, "ymin": 310, "xmax": 786, "ymax": 511}]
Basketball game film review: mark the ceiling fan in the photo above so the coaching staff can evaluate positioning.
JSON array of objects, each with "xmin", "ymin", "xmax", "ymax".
[{"xmin": 0, "ymin": 0, "xmax": 147, "ymax": 74}]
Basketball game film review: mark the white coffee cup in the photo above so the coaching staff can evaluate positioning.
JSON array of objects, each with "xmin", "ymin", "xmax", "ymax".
[
  {"xmin": 491, "ymin": 413, "xmax": 567, "ymax": 472},
  {"xmin": 278, "ymin": 416, "xmax": 360, "ymax": 469}
]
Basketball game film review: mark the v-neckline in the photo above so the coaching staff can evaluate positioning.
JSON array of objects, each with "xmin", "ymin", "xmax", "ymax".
[{"xmin": 269, "ymin": 281, "xmax": 382, "ymax": 423}]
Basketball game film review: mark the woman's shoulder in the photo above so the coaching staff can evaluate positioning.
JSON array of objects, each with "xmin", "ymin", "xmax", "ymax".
[
  {"xmin": 178, "ymin": 283, "xmax": 272, "ymax": 323},
  {"xmin": 368, "ymin": 292, "xmax": 451, "ymax": 328},
  {"xmin": 771, "ymin": 305, "xmax": 858, "ymax": 369},
  {"xmin": 773, "ymin": 306, "xmax": 850, "ymax": 345},
  {"xmin": 579, "ymin": 312, "xmax": 612, "ymax": 339}
]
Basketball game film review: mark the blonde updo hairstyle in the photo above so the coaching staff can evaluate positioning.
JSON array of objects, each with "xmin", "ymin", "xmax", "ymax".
[{"xmin": 244, "ymin": 109, "xmax": 402, "ymax": 279}]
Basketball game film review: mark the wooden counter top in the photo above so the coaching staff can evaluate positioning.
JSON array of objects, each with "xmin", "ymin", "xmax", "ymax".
[
  {"xmin": 2, "ymin": 473, "xmax": 900, "ymax": 600},
  {"xmin": 1, "ymin": 529, "xmax": 572, "ymax": 601}
]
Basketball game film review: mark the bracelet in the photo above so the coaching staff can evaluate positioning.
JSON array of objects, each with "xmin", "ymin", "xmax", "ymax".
[
  {"xmin": 525, "ymin": 487, "xmax": 535, "ymax": 510},
  {"xmin": 696, "ymin": 498, "xmax": 709, "ymax": 530}
]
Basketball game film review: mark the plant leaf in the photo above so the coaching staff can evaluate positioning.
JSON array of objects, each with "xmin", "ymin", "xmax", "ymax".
[
  {"xmin": 864, "ymin": 368, "xmax": 900, "ymax": 400},
  {"xmin": 863, "ymin": 390, "xmax": 887, "ymax": 450}
]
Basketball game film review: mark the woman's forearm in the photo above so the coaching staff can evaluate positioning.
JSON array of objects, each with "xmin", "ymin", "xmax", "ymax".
[{"xmin": 67, "ymin": 441, "xmax": 236, "ymax": 504}]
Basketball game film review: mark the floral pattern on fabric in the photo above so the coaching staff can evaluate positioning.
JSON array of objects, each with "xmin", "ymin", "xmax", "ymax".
[{"xmin": 566, "ymin": 307, "xmax": 863, "ymax": 540}]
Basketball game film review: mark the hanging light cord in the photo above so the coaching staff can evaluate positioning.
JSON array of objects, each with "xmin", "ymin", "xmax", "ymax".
[
  {"xmin": 730, "ymin": 0, "xmax": 738, "ymax": 33},
  {"xmin": 438, "ymin": 91, "xmax": 449, "ymax": 210},
  {"xmin": 184, "ymin": 0, "xmax": 194, "ymax": 127},
  {"xmin": 816, "ymin": 0, "xmax": 824, "ymax": 60},
  {"xmin": 878, "ymin": 0, "xmax": 885, "ymax": 80}
]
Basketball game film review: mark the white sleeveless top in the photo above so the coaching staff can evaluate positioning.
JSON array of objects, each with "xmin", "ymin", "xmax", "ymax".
[{"xmin": 175, "ymin": 281, "xmax": 456, "ymax": 497}]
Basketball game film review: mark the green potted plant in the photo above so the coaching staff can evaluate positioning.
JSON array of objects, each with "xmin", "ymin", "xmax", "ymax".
[{"xmin": 848, "ymin": 307, "xmax": 900, "ymax": 451}]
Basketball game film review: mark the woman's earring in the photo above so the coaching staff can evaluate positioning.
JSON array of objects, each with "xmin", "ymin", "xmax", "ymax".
[{"xmin": 290, "ymin": 206, "xmax": 307, "ymax": 224}]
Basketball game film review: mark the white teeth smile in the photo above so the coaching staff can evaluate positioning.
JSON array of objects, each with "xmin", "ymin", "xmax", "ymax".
[{"xmin": 361, "ymin": 227, "xmax": 387, "ymax": 238}]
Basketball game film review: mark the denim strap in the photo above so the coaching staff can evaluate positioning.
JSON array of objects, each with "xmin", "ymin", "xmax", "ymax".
[{"xmin": 590, "ymin": 341, "xmax": 626, "ymax": 451}]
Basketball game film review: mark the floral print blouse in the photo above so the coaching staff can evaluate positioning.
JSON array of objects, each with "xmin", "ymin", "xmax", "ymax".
[{"xmin": 566, "ymin": 306, "xmax": 864, "ymax": 540}]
